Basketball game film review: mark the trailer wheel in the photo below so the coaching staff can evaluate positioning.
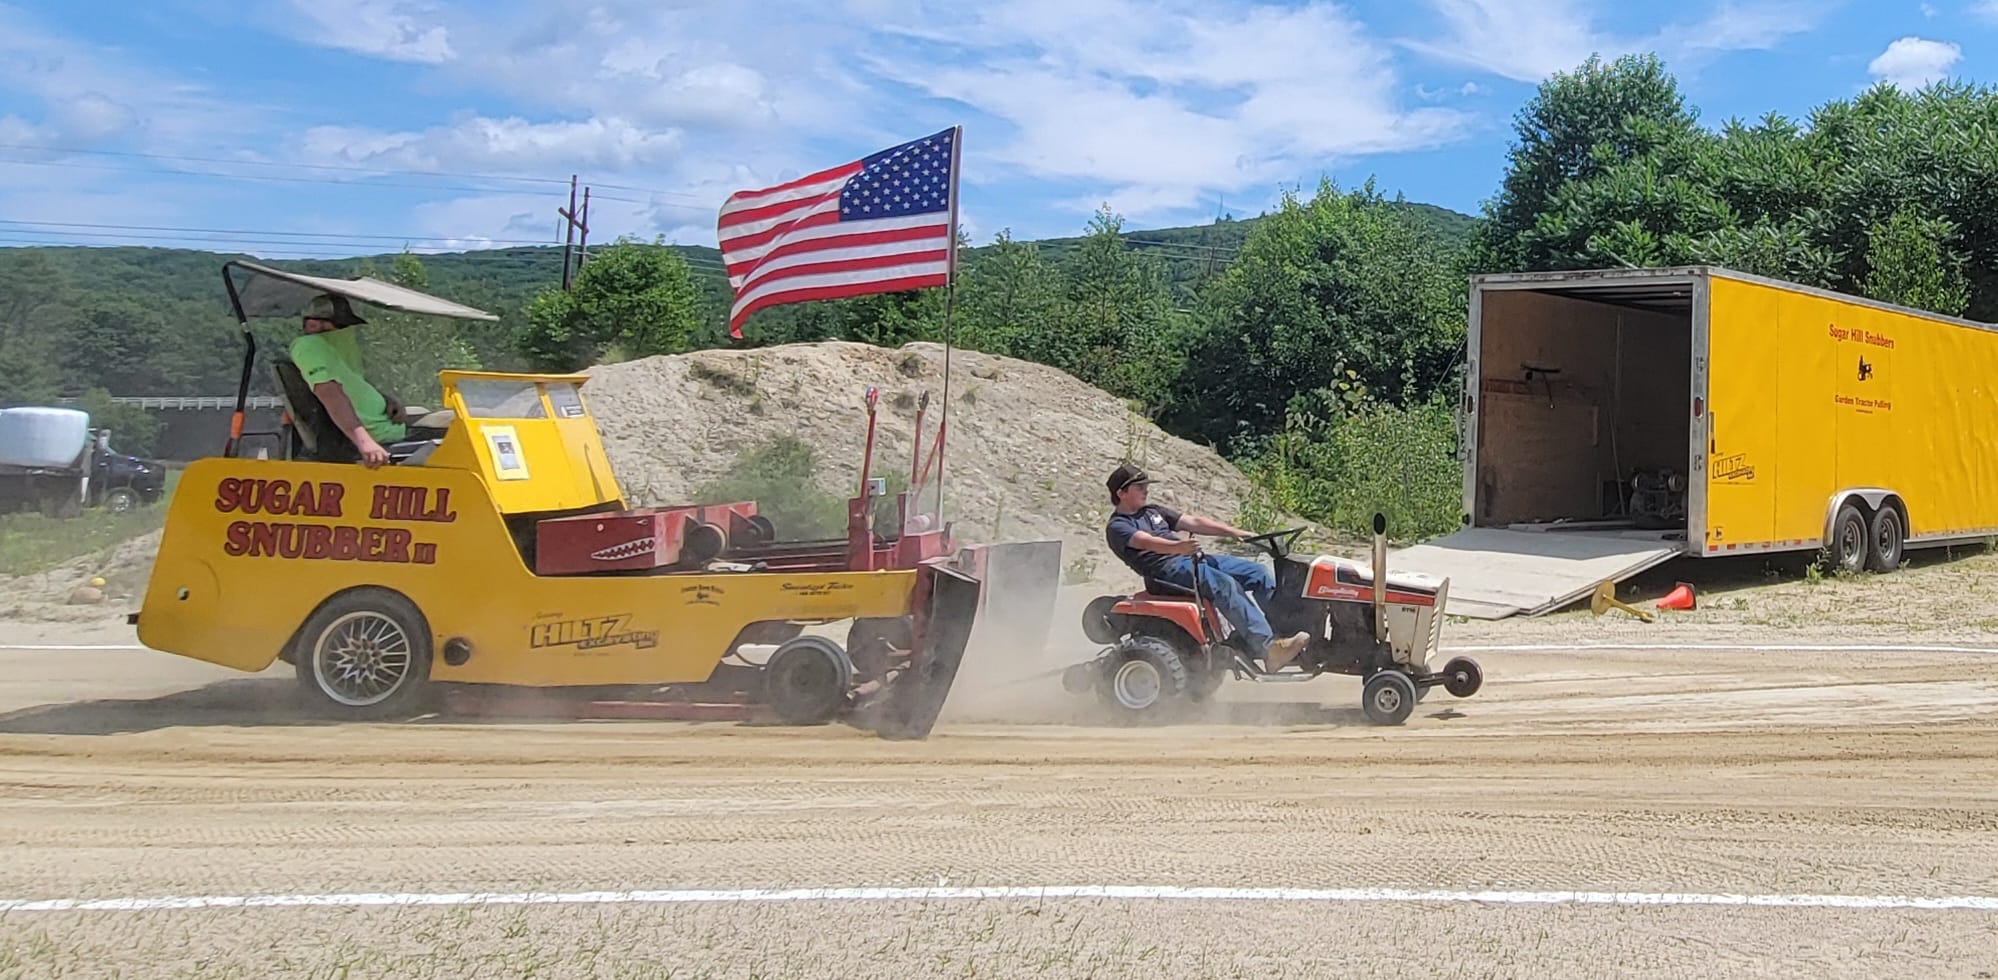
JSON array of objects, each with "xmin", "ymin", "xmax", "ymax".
[
  {"xmin": 1096, "ymin": 635, "xmax": 1189, "ymax": 719},
  {"xmin": 1867, "ymin": 506, "xmax": 1905, "ymax": 574},
  {"xmin": 762, "ymin": 636, "xmax": 854, "ymax": 725},
  {"xmin": 1828, "ymin": 504, "xmax": 1869, "ymax": 575},
  {"xmin": 1361, "ymin": 670, "xmax": 1418, "ymax": 726},
  {"xmin": 295, "ymin": 589, "xmax": 432, "ymax": 719}
]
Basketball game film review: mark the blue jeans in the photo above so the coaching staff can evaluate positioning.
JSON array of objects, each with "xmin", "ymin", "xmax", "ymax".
[{"xmin": 1153, "ymin": 554, "xmax": 1276, "ymax": 656}]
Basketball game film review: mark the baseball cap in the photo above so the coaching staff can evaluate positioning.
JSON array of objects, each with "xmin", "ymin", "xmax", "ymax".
[
  {"xmin": 302, "ymin": 293, "xmax": 367, "ymax": 327},
  {"xmin": 1106, "ymin": 463, "xmax": 1150, "ymax": 497}
]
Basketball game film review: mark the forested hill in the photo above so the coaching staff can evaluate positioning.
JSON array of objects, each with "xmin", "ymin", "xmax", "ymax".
[{"xmin": 0, "ymin": 199, "xmax": 1477, "ymax": 407}]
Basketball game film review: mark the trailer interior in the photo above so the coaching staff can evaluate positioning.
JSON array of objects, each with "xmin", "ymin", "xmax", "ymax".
[
  {"xmin": 1383, "ymin": 273, "xmax": 1701, "ymax": 620},
  {"xmin": 1472, "ymin": 279, "xmax": 1695, "ymax": 537}
]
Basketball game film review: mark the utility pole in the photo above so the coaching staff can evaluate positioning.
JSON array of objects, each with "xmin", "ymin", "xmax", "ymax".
[
  {"xmin": 559, "ymin": 174, "xmax": 578, "ymax": 290},
  {"xmin": 576, "ymin": 187, "xmax": 591, "ymax": 271},
  {"xmin": 559, "ymin": 178, "xmax": 591, "ymax": 290}
]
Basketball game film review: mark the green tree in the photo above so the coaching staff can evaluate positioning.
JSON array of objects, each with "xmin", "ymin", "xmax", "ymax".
[
  {"xmin": 1175, "ymin": 179, "xmax": 1465, "ymax": 450},
  {"xmin": 954, "ymin": 230, "xmax": 1064, "ymax": 357},
  {"xmin": 1861, "ymin": 210, "xmax": 1971, "ymax": 317},
  {"xmin": 76, "ymin": 387, "xmax": 162, "ymax": 457},
  {"xmin": 0, "ymin": 253, "xmax": 77, "ymax": 404},
  {"xmin": 519, "ymin": 237, "xmax": 704, "ymax": 370},
  {"xmin": 348, "ymin": 253, "xmax": 480, "ymax": 405},
  {"xmin": 1059, "ymin": 207, "xmax": 1188, "ymax": 414},
  {"xmin": 1475, "ymin": 53, "xmax": 1718, "ymax": 272}
]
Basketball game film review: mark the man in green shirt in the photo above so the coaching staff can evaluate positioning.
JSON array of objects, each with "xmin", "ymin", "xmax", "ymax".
[{"xmin": 290, "ymin": 294, "xmax": 435, "ymax": 467}]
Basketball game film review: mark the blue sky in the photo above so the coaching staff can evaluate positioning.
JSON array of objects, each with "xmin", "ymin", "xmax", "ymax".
[{"xmin": 0, "ymin": 0, "xmax": 1993, "ymax": 259}]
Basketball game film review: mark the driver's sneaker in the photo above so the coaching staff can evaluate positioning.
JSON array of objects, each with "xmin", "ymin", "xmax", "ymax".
[{"xmin": 1265, "ymin": 632, "xmax": 1310, "ymax": 672}]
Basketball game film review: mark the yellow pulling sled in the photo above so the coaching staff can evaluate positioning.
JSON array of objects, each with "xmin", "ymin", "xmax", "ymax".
[{"xmin": 130, "ymin": 261, "xmax": 1058, "ymax": 738}]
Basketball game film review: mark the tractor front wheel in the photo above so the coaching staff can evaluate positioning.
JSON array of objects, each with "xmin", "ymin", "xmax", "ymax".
[{"xmin": 1361, "ymin": 669, "xmax": 1417, "ymax": 726}]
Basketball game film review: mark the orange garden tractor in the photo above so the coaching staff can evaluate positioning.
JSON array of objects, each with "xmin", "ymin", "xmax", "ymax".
[{"xmin": 1064, "ymin": 516, "xmax": 1483, "ymax": 725}]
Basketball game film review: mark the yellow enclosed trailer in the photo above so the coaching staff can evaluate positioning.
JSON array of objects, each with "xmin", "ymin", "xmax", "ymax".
[{"xmin": 1389, "ymin": 266, "xmax": 1998, "ymax": 618}]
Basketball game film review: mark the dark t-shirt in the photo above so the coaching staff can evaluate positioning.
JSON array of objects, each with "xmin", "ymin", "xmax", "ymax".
[{"xmin": 1106, "ymin": 504, "xmax": 1183, "ymax": 581}]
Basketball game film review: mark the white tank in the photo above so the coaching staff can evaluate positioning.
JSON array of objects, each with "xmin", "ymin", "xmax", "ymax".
[{"xmin": 0, "ymin": 407, "xmax": 91, "ymax": 468}]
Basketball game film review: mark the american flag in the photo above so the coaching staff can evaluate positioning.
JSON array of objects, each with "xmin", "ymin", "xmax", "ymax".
[{"xmin": 718, "ymin": 127, "xmax": 959, "ymax": 337}]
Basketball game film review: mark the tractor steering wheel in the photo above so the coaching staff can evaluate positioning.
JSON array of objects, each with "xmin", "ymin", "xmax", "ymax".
[{"xmin": 1238, "ymin": 527, "xmax": 1308, "ymax": 560}]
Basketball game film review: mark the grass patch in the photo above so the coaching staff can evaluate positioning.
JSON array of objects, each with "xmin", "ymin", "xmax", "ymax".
[
  {"xmin": 0, "ymin": 469, "xmax": 177, "ymax": 577},
  {"xmin": 1236, "ymin": 394, "xmax": 1460, "ymax": 543},
  {"xmin": 0, "ymin": 506, "xmax": 164, "ymax": 576},
  {"xmin": 688, "ymin": 360, "xmax": 756, "ymax": 397}
]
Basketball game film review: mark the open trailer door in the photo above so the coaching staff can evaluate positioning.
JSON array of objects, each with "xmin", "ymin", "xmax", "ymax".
[{"xmin": 1389, "ymin": 529, "xmax": 1682, "ymax": 619}]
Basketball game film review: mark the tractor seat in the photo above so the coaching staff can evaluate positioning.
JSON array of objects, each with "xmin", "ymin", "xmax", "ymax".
[
  {"xmin": 272, "ymin": 358, "xmax": 441, "ymax": 465},
  {"xmin": 1134, "ymin": 578, "xmax": 1199, "ymax": 603}
]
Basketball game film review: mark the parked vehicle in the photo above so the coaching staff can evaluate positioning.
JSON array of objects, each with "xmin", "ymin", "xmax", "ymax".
[{"xmin": 0, "ymin": 407, "xmax": 168, "ymax": 517}]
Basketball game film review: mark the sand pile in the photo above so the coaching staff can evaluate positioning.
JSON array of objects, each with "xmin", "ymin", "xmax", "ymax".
[
  {"xmin": 584, "ymin": 341, "xmax": 1258, "ymax": 580},
  {"xmin": 0, "ymin": 341, "xmax": 1264, "ymax": 618}
]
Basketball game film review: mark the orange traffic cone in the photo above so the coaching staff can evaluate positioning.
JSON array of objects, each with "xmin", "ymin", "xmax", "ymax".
[{"xmin": 1656, "ymin": 582, "xmax": 1697, "ymax": 612}]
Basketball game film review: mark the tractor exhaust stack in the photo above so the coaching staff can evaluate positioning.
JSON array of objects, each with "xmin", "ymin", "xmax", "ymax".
[{"xmin": 1372, "ymin": 512, "xmax": 1388, "ymax": 643}]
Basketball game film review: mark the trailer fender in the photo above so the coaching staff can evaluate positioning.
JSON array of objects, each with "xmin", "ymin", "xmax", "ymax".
[{"xmin": 1822, "ymin": 489, "xmax": 1906, "ymax": 545}]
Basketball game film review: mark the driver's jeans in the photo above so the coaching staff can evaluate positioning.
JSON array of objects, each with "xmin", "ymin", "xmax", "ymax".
[{"xmin": 1154, "ymin": 554, "xmax": 1276, "ymax": 657}]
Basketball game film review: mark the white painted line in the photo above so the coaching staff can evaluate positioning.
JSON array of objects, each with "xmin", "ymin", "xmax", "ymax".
[
  {"xmin": 1452, "ymin": 643, "xmax": 1998, "ymax": 655},
  {"xmin": 0, "ymin": 644, "xmax": 144, "ymax": 652},
  {"xmin": 5, "ymin": 885, "xmax": 1998, "ymax": 914},
  {"xmin": 14, "ymin": 642, "xmax": 1998, "ymax": 655}
]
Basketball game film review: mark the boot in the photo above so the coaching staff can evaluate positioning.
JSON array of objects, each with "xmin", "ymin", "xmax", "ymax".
[{"xmin": 1264, "ymin": 632, "xmax": 1310, "ymax": 672}]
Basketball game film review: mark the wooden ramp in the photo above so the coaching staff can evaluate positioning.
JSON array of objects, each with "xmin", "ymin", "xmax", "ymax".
[{"xmin": 1387, "ymin": 528, "xmax": 1684, "ymax": 619}]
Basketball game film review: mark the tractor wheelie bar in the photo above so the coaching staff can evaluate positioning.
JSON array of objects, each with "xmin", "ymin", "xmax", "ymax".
[{"xmin": 1066, "ymin": 514, "xmax": 1482, "ymax": 725}]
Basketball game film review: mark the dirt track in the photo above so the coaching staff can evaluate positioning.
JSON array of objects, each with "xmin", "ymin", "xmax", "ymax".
[{"xmin": 6, "ymin": 624, "xmax": 1998, "ymax": 978}]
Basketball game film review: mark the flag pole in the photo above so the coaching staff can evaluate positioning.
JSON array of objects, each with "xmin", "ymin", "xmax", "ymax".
[{"xmin": 936, "ymin": 124, "xmax": 963, "ymax": 532}]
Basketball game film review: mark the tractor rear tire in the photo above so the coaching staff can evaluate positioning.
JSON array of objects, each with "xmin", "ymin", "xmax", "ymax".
[
  {"xmin": 1828, "ymin": 504, "xmax": 1868, "ymax": 575},
  {"xmin": 1096, "ymin": 635, "xmax": 1189, "ymax": 720},
  {"xmin": 762, "ymin": 636, "xmax": 854, "ymax": 725},
  {"xmin": 1361, "ymin": 669, "xmax": 1418, "ymax": 726},
  {"xmin": 294, "ymin": 588, "xmax": 433, "ymax": 720}
]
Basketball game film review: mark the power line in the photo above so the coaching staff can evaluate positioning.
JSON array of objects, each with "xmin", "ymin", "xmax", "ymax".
[
  {"xmin": 0, "ymin": 156, "xmax": 719, "ymax": 222},
  {"xmin": 0, "ymin": 219, "xmax": 557, "ymax": 247},
  {"xmin": 0, "ymin": 228, "xmax": 737, "ymax": 268},
  {"xmin": 0, "ymin": 140, "xmax": 721, "ymax": 204},
  {"xmin": 0, "ymin": 155, "xmax": 559, "ymax": 196},
  {"xmin": 0, "ymin": 227, "xmax": 536, "ymax": 252},
  {"xmin": 0, "ymin": 141, "xmax": 574, "ymax": 187}
]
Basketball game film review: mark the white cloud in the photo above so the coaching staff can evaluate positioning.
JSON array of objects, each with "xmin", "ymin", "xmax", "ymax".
[
  {"xmin": 0, "ymin": 5, "xmax": 229, "ymax": 147},
  {"xmin": 282, "ymin": 0, "xmax": 454, "ymax": 64},
  {"xmin": 1868, "ymin": 36, "xmax": 1962, "ymax": 89},
  {"xmin": 302, "ymin": 116, "xmax": 684, "ymax": 173},
  {"xmin": 860, "ymin": 0, "xmax": 1469, "ymax": 221},
  {"xmin": 252, "ymin": 0, "xmax": 1478, "ymax": 238},
  {"xmin": 1974, "ymin": 0, "xmax": 1998, "ymax": 20},
  {"xmin": 1404, "ymin": 0, "xmax": 1824, "ymax": 82}
]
